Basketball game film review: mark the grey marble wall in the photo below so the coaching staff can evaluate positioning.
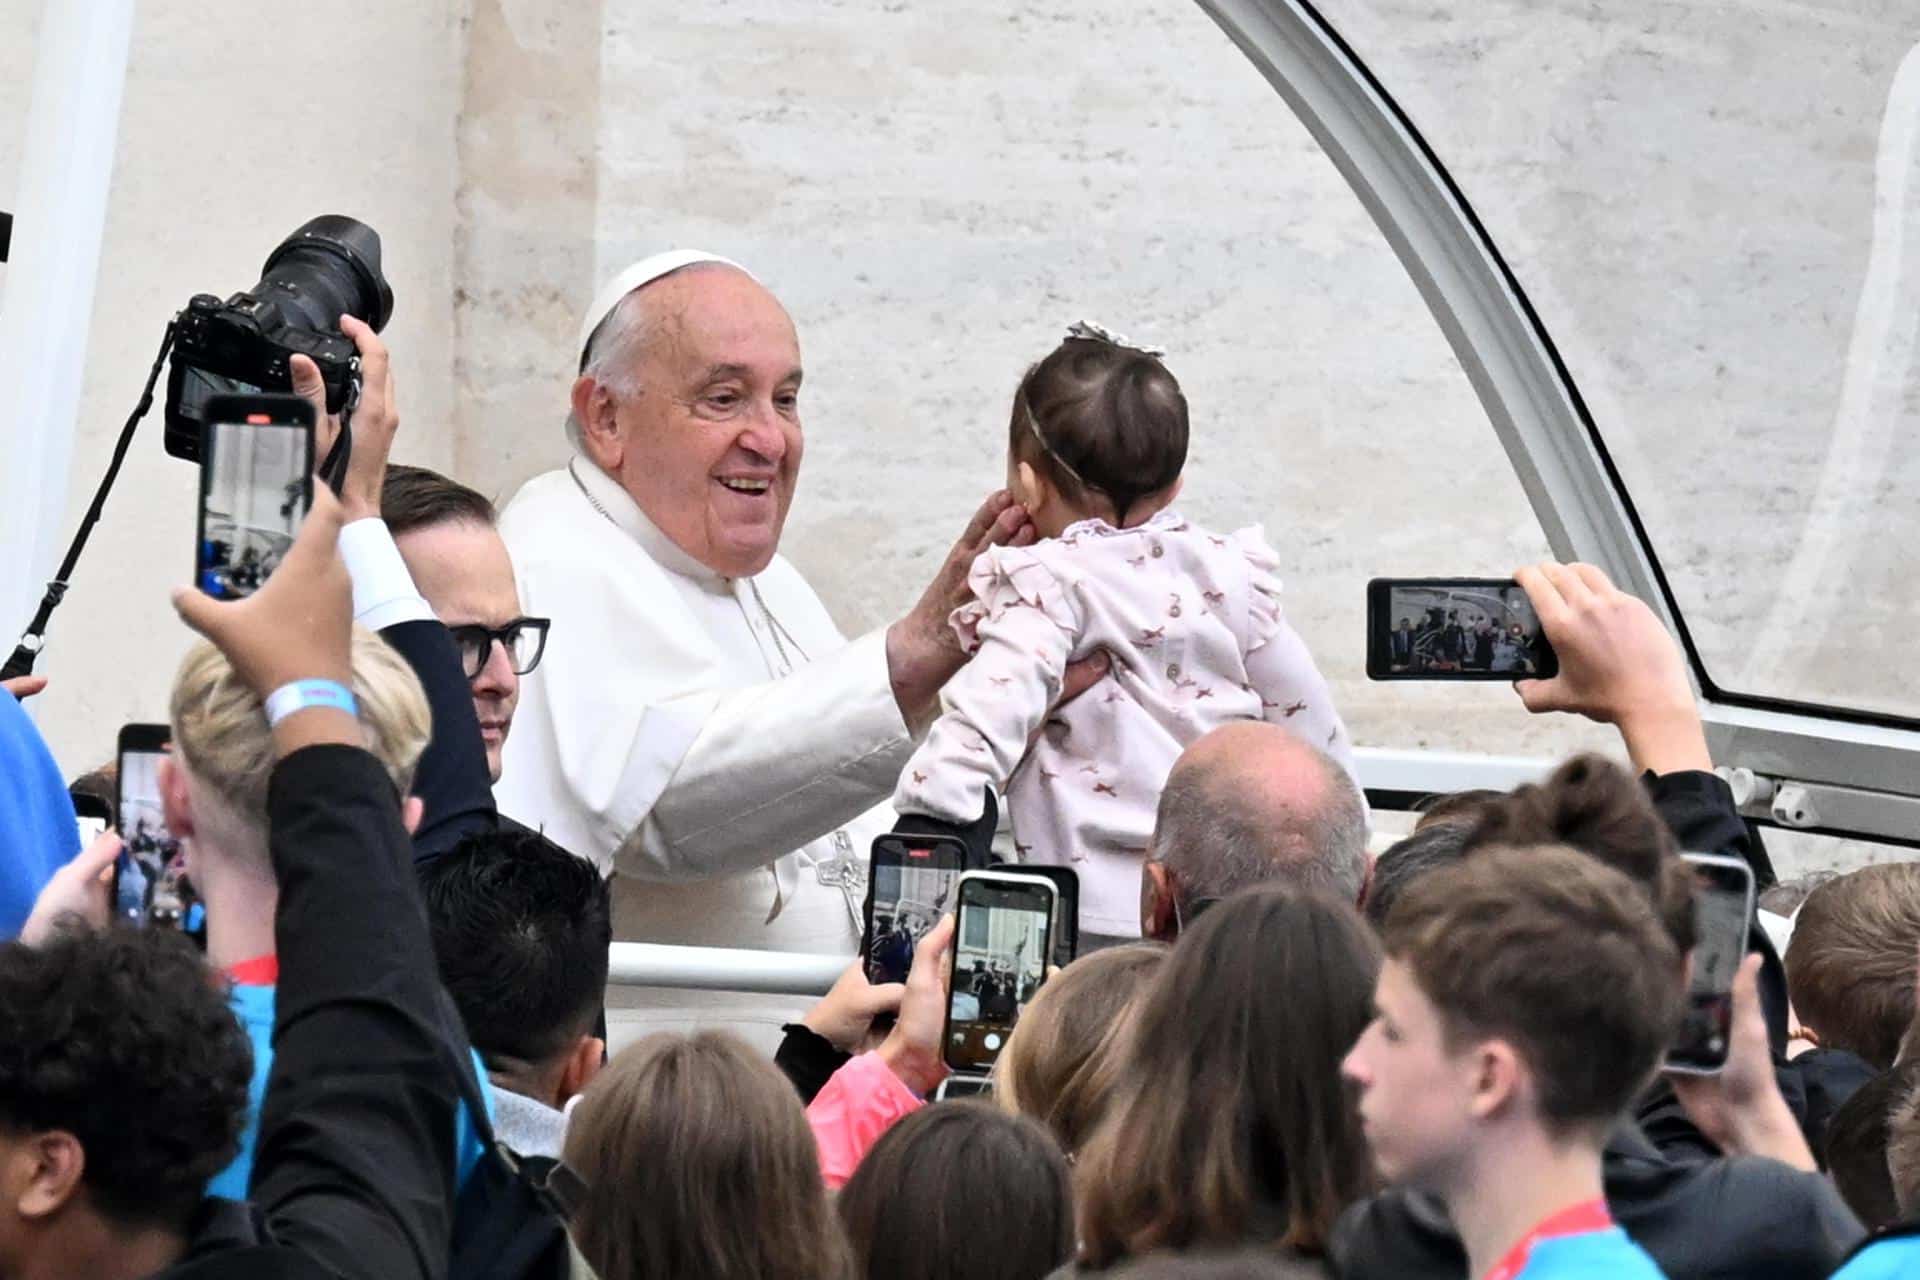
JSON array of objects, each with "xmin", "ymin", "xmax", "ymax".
[{"xmin": 7, "ymin": 0, "xmax": 1912, "ymax": 875}]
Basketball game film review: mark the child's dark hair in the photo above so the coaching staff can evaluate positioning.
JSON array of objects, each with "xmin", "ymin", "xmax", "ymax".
[{"xmin": 1010, "ymin": 333, "xmax": 1189, "ymax": 525}]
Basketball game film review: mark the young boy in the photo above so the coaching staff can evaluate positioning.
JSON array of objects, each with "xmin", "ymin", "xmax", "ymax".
[{"xmin": 1343, "ymin": 843, "xmax": 1683, "ymax": 1280}]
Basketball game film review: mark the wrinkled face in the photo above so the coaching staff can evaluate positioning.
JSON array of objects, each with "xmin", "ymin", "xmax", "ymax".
[
  {"xmin": 595, "ymin": 268, "xmax": 804, "ymax": 578},
  {"xmin": 395, "ymin": 520, "xmax": 523, "ymax": 783},
  {"xmin": 1342, "ymin": 958, "xmax": 1477, "ymax": 1190}
]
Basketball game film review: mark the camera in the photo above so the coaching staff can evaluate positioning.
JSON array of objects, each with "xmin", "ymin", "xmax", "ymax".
[{"xmin": 163, "ymin": 215, "xmax": 394, "ymax": 461}]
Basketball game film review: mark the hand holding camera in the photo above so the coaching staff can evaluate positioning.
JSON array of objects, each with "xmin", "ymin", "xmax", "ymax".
[{"xmin": 291, "ymin": 314, "xmax": 399, "ymax": 522}]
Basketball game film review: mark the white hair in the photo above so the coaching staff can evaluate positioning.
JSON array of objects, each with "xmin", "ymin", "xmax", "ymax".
[{"xmin": 564, "ymin": 261, "xmax": 740, "ymax": 448}]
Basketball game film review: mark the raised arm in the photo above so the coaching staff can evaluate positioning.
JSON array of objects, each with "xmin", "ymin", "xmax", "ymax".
[
  {"xmin": 295, "ymin": 322, "xmax": 499, "ymax": 862},
  {"xmin": 173, "ymin": 487, "xmax": 464, "ymax": 1280}
]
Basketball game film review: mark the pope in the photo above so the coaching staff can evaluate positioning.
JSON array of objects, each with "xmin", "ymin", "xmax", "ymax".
[{"xmin": 496, "ymin": 252, "xmax": 1102, "ymax": 1042}]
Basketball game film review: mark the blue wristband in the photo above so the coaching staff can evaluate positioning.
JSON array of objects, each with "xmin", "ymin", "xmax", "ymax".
[{"xmin": 263, "ymin": 678, "xmax": 359, "ymax": 727}]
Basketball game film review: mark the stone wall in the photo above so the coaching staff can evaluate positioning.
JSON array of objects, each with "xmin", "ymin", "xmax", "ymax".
[{"xmin": 7, "ymin": 0, "xmax": 1912, "ymax": 874}]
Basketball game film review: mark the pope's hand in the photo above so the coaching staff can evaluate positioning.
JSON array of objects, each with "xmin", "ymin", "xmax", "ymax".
[{"xmin": 886, "ymin": 491, "xmax": 1034, "ymax": 726}]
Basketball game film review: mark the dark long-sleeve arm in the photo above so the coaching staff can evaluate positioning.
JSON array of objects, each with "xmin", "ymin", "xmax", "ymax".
[
  {"xmin": 379, "ymin": 619, "xmax": 499, "ymax": 863},
  {"xmin": 250, "ymin": 744, "xmax": 464, "ymax": 1280}
]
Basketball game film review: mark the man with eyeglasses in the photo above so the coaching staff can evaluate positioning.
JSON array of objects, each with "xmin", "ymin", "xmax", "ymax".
[
  {"xmin": 380, "ymin": 465, "xmax": 548, "ymax": 787},
  {"xmin": 289, "ymin": 324, "xmax": 548, "ymax": 861}
]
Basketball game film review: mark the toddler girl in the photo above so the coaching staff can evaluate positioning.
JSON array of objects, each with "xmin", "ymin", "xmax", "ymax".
[{"xmin": 893, "ymin": 322, "xmax": 1359, "ymax": 941}]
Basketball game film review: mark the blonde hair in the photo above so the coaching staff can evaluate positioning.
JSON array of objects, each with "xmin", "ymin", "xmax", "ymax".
[
  {"xmin": 168, "ymin": 624, "xmax": 431, "ymax": 833},
  {"xmin": 563, "ymin": 1031, "xmax": 852, "ymax": 1280},
  {"xmin": 994, "ymin": 942, "xmax": 1167, "ymax": 1155}
]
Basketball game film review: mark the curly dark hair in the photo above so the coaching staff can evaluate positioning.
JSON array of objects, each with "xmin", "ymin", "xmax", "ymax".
[{"xmin": 0, "ymin": 928, "xmax": 252, "ymax": 1228}]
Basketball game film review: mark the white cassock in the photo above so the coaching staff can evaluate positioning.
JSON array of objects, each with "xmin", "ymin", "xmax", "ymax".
[{"xmin": 496, "ymin": 455, "xmax": 913, "ymax": 1047}]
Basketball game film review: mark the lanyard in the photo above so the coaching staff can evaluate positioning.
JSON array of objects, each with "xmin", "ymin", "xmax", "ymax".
[
  {"xmin": 1482, "ymin": 1198, "xmax": 1613, "ymax": 1280},
  {"xmin": 226, "ymin": 954, "xmax": 280, "ymax": 986}
]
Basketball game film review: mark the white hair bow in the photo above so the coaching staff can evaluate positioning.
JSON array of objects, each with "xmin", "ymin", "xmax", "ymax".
[{"xmin": 1066, "ymin": 319, "xmax": 1165, "ymax": 358}]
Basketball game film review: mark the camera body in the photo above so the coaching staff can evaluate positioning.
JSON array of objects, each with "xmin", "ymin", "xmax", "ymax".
[
  {"xmin": 165, "ymin": 294, "xmax": 359, "ymax": 459},
  {"xmin": 162, "ymin": 215, "xmax": 393, "ymax": 462}
]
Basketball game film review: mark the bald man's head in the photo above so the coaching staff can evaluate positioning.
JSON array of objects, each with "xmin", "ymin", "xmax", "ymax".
[{"xmin": 1143, "ymin": 724, "xmax": 1368, "ymax": 936}]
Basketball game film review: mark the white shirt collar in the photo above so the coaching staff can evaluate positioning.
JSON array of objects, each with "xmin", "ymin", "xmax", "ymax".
[{"xmin": 568, "ymin": 454, "xmax": 726, "ymax": 584}]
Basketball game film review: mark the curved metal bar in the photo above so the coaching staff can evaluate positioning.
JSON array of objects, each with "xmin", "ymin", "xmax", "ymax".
[
  {"xmin": 606, "ymin": 942, "xmax": 846, "ymax": 996},
  {"xmin": 1195, "ymin": 0, "xmax": 1920, "ymax": 815},
  {"xmin": 1191, "ymin": 0, "xmax": 1670, "ymax": 618}
]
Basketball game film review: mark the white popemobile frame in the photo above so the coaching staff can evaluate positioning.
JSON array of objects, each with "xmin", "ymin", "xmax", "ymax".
[
  {"xmin": 1197, "ymin": 0, "xmax": 1920, "ymax": 849},
  {"xmin": 6, "ymin": 1, "xmax": 1914, "ymax": 998}
]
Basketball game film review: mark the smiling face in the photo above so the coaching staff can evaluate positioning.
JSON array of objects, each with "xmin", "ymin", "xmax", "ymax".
[
  {"xmin": 575, "ymin": 267, "xmax": 804, "ymax": 579},
  {"xmin": 1342, "ymin": 957, "xmax": 1481, "ymax": 1191}
]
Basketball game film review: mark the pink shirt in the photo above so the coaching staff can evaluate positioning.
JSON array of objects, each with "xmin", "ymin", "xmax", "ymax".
[
  {"xmin": 806, "ymin": 1050, "xmax": 924, "ymax": 1188},
  {"xmin": 894, "ymin": 510, "xmax": 1357, "ymax": 935}
]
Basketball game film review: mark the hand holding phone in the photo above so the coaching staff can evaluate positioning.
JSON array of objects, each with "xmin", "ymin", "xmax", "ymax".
[
  {"xmin": 1665, "ymin": 852, "xmax": 1758, "ymax": 1074},
  {"xmin": 876, "ymin": 914, "xmax": 958, "ymax": 1097},
  {"xmin": 197, "ymin": 394, "xmax": 316, "ymax": 601},
  {"xmin": 1367, "ymin": 578, "xmax": 1558, "ymax": 681},
  {"xmin": 17, "ymin": 830, "xmax": 122, "ymax": 947}
]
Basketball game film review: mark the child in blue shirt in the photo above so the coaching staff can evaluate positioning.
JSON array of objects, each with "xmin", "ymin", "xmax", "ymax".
[{"xmin": 1344, "ymin": 844, "xmax": 1683, "ymax": 1280}]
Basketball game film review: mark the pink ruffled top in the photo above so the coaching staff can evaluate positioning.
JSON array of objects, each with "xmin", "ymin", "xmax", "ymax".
[{"xmin": 893, "ymin": 510, "xmax": 1357, "ymax": 935}]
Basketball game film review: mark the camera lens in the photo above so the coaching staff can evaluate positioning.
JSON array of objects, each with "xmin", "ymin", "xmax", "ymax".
[{"xmin": 252, "ymin": 215, "xmax": 395, "ymax": 334}]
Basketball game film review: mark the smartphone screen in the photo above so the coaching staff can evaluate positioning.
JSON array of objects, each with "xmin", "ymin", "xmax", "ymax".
[
  {"xmin": 1666, "ymin": 852, "xmax": 1757, "ymax": 1074},
  {"xmin": 944, "ymin": 872, "xmax": 1056, "ymax": 1074},
  {"xmin": 1010, "ymin": 863, "xmax": 1080, "ymax": 969},
  {"xmin": 863, "ymin": 834, "xmax": 969, "ymax": 986},
  {"xmin": 197, "ymin": 403, "xmax": 315, "ymax": 601},
  {"xmin": 115, "ymin": 725, "xmax": 195, "ymax": 931},
  {"xmin": 1366, "ymin": 578, "xmax": 1559, "ymax": 681}
]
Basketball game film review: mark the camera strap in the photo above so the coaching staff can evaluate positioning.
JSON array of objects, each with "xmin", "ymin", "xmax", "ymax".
[
  {"xmin": 316, "ymin": 360, "xmax": 361, "ymax": 498},
  {"xmin": 2, "ymin": 322, "xmax": 177, "ymax": 683}
]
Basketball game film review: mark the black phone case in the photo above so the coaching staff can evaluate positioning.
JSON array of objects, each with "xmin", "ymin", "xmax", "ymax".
[
  {"xmin": 1366, "ymin": 577, "xmax": 1559, "ymax": 681},
  {"xmin": 861, "ymin": 832, "xmax": 971, "ymax": 986}
]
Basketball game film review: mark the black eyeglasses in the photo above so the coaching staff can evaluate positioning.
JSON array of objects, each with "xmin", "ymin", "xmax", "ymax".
[{"xmin": 448, "ymin": 617, "xmax": 551, "ymax": 680}]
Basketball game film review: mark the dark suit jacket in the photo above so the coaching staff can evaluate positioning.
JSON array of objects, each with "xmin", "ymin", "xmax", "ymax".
[
  {"xmin": 160, "ymin": 746, "xmax": 465, "ymax": 1279},
  {"xmin": 377, "ymin": 620, "xmax": 499, "ymax": 863}
]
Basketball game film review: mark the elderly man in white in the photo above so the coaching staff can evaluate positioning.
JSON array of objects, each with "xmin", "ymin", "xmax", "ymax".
[{"xmin": 498, "ymin": 251, "xmax": 1090, "ymax": 1043}]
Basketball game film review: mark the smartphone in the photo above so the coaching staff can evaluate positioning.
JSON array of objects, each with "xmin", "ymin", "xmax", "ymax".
[
  {"xmin": 197, "ymin": 394, "xmax": 316, "ymax": 601},
  {"xmin": 71, "ymin": 789, "xmax": 112, "ymax": 847},
  {"xmin": 1366, "ymin": 578, "xmax": 1558, "ymax": 681},
  {"xmin": 944, "ymin": 871, "xmax": 1058, "ymax": 1074},
  {"xmin": 1005, "ymin": 863, "xmax": 1080, "ymax": 970},
  {"xmin": 935, "ymin": 1075, "xmax": 995, "ymax": 1100},
  {"xmin": 1665, "ymin": 851, "xmax": 1758, "ymax": 1075},
  {"xmin": 114, "ymin": 724, "xmax": 195, "ymax": 931},
  {"xmin": 863, "ymin": 833, "xmax": 970, "ymax": 986}
]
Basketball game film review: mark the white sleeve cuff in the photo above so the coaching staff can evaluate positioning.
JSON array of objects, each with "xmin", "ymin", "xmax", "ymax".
[{"xmin": 338, "ymin": 518, "xmax": 434, "ymax": 630}]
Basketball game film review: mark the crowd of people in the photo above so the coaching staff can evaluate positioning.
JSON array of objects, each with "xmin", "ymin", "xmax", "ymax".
[{"xmin": 1, "ymin": 250, "xmax": 1917, "ymax": 1280}]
